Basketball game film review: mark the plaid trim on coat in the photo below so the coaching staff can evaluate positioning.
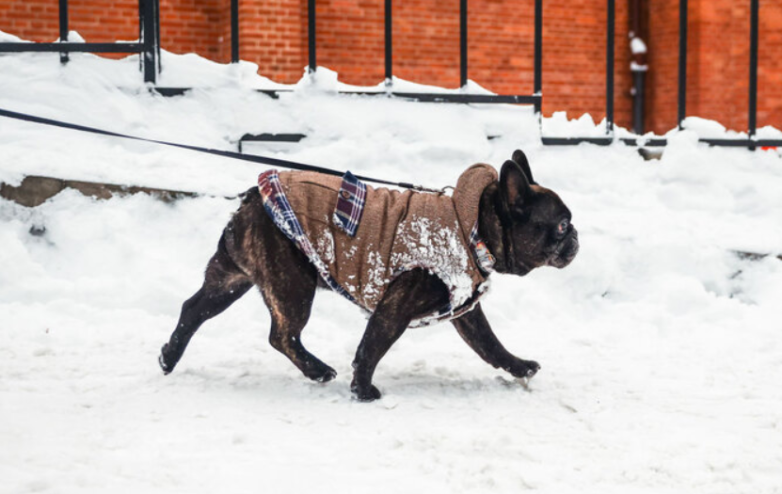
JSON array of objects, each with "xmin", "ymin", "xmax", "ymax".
[
  {"xmin": 258, "ymin": 170, "xmax": 356, "ymax": 303},
  {"xmin": 258, "ymin": 164, "xmax": 498, "ymax": 327},
  {"xmin": 332, "ymin": 171, "xmax": 366, "ymax": 237}
]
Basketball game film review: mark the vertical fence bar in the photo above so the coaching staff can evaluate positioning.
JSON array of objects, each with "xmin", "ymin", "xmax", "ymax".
[
  {"xmin": 138, "ymin": 0, "xmax": 143, "ymax": 73},
  {"xmin": 678, "ymin": 0, "xmax": 687, "ymax": 129},
  {"xmin": 534, "ymin": 0, "xmax": 542, "ymax": 113},
  {"xmin": 460, "ymin": 0, "xmax": 467, "ymax": 87},
  {"xmin": 231, "ymin": 0, "xmax": 239, "ymax": 63},
  {"xmin": 748, "ymin": 0, "xmax": 759, "ymax": 139},
  {"xmin": 141, "ymin": 0, "xmax": 158, "ymax": 83},
  {"xmin": 533, "ymin": 0, "xmax": 542, "ymax": 93},
  {"xmin": 154, "ymin": 0, "xmax": 161, "ymax": 71},
  {"xmin": 59, "ymin": 0, "xmax": 69, "ymax": 64},
  {"xmin": 606, "ymin": 0, "xmax": 615, "ymax": 134},
  {"xmin": 385, "ymin": 0, "xmax": 392, "ymax": 82},
  {"xmin": 308, "ymin": 0, "xmax": 316, "ymax": 73}
]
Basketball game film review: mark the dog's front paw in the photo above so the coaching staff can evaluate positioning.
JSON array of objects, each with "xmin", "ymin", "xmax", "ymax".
[
  {"xmin": 159, "ymin": 344, "xmax": 176, "ymax": 375},
  {"xmin": 351, "ymin": 382, "xmax": 382, "ymax": 402},
  {"xmin": 506, "ymin": 359, "xmax": 540, "ymax": 379}
]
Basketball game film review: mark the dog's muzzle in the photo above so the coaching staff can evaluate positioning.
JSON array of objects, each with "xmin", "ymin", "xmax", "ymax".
[{"xmin": 549, "ymin": 229, "xmax": 579, "ymax": 269}]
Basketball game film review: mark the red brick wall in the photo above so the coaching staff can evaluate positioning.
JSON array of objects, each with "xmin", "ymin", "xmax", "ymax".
[
  {"xmin": 646, "ymin": 0, "xmax": 679, "ymax": 133},
  {"xmin": 0, "ymin": 1, "xmax": 65, "ymax": 43},
  {"xmin": 1, "ymin": 0, "xmax": 780, "ymax": 133},
  {"xmin": 391, "ymin": 0, "xmax": 460, "ymax": 87},
  {"xmin": 69, "ymin": 0, "xmax": 138, "ymax": 45},
  {"xmin": 0, "ymin": 0, "xmax": 230, "ymax": 61},
  {"xmin": 647, "ymin": 0, "xmax": 782, "ymax": 134},
  {"xmin": 317, "ymin": 0, "xmax": 384, "ymax": 84},
  {"xmin": 688, "ymin": 1, "xmax": 752, "ymax": 133},
  {"xmin": 539, "ymin": 0, "xmax": 631, "ymax": 128},
  {"xmin": 756, "ymin": 0, "xmax": 781, "ymax": 130},
  {"xmin": 312, "ymin": 0, "xmax": 633, "ymax": 128},
  {"xmin": 238, "ymin": 0, "xmax": 306, "ymax": 82},
  {"xmin": 160, "ymin": 0, "xmax": 230, "ymax": 62}
]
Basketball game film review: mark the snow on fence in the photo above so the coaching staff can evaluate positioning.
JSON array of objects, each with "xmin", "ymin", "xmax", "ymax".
[
  {"xmin": 0, "ymin": 0, "xmax": 778, "ymax": 148},
  {"xmin": 0, "ymin": 0, "xmax": 160, "ymax": 82}
]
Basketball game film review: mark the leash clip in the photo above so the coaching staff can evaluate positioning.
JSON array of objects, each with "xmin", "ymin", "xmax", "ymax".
[{"xmin": 402, "ymin": 183, "xmax": 454, "ymax": 194}]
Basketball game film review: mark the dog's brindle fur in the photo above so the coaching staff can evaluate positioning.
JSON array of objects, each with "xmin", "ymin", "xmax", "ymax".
[{"xmin": 159, "ymin": 150, "xmax": 579, "ymax": 401}]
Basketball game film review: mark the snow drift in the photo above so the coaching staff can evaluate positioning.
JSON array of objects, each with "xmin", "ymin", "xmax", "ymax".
[{"xmin": 1, "ymin": 34, "xmax": 782, "ymax": 494}]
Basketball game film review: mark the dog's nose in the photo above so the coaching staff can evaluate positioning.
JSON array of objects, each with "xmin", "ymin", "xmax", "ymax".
[
  {"xmin": 564, "ymin": 232, "xmax": 579, "ymax": 263},
  {"xmin": 550, "ymin": 230, "xmax": 578, "ymax": 268},
  {"xmin": 567, "ymin": 239, "xmax": 579, "ymax": 261}
]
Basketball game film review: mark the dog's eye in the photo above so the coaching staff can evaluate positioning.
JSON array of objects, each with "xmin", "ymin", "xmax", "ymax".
[{"xmin": 556, "ymin": 219, "xmax": 569, "ymax": 237}]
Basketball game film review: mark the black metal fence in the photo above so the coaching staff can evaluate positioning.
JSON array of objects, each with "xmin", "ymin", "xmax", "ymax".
[
  {"xmin": 0, "ymin": 0, "xmax": 778, "ymax": 148},
  {"xmin": 0, "ymin": 0, "xmax": 541, "ymax": 107},
  {"xmin": 546, "ymin": 0, "xmax": 780, "ymax": 148},
  {"xmin": 0, "ymin": 0, "xmax": 160, "ymax": 83},
  {"xmin": 246, "ymin": 0, "xmax": 543, "ymax": 108}
]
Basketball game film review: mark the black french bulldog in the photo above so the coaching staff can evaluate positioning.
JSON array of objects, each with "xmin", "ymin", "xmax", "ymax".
[{"xmin": 159, "ymin": 150, "xmax": 578, "ymax": 401}]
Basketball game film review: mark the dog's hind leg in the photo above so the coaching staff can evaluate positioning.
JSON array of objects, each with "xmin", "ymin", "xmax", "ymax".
[
  {"xmin": 159, "ymin": 233, "xmax": 253, "ymax": 374},
  {"xmin": 259, "ymin": 268, "xmax": 337, "ymax": 383}
]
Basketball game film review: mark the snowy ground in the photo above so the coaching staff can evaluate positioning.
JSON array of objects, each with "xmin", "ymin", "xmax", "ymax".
[{"xmin": 2, "ymin": 38, "xmax": 782, "ymax": 493}]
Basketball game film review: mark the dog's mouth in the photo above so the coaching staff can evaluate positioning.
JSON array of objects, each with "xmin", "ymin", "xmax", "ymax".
[{"xmin": 548, "ymin": 229, "xmax": 579, "ymax": 269}]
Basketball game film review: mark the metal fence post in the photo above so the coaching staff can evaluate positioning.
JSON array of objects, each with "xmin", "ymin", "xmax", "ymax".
[
  {"xmin": 308, "ymin": 0, "xmax": 316, "ymax": 73},
  {"xmin": 155, "ymin": 0, "xmax": 161, "ymax": 69},
  {"xmin": 460, "ymin": 0, "xmax": 467, "ymax": 88},
  {"xmin": 59, "ymin": 0, "xmax": 69, "ymax": 64},
  {"xmin": 385, "ymin": 0, "xmax": 392, "ymax": 83},
  {"xmin": 678, "ymin": 0, "xmax": 687, "ymax": 129},
  {"xmin": 534, "ymin": 0, "xmax": 542, "ymax": 93},
  {"xmin": 140, "ymin": 0, "xmax": 159, "ymax": 83},
  {"xmin": 606, "ymin": 0, "xmax": 615, "ymax": 135},
  {"xmin": 231, "ymin": 0, "xmax": 239, "ymax": 63},
  {"xmin": 534, "ymin": 0, "xmax": 542, "ymax": 113},
  {"xmin": 749, "ymin": 0, "xmax": 759, "ymax": 140}
]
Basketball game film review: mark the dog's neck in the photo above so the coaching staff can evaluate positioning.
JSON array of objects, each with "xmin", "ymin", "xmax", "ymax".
[{"xmin": 477, "ymin": 183, "xmax": 513, "ymax": 275}]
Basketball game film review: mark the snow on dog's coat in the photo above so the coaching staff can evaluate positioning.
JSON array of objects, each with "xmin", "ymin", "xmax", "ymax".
[{"xmin": 258, "ymin": 164, "xmax": 498, "ymax": 326}]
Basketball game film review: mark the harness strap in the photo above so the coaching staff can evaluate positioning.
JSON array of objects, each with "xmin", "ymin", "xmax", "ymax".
[{"xmin": 0, "ymin": 107, "xmax": 445, "ymax": 193}]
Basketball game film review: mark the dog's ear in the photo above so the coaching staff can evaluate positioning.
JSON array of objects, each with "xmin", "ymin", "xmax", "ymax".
[
  {"xmin": 511, "ymin": 149, "xmax": 535, "ymax": 185},
  {"xmin": 500, "ymin": 159, "xmax": 532, "ymax": 216}
]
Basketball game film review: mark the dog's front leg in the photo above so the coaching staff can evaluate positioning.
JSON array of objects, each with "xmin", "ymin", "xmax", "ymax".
[
  {"xmin": 451, "ymin": 304, "xmax": 540, "ymax": 379},
  {"xmin": 351, "ymin": 269, "xmax": 450, "ymax": 402}
]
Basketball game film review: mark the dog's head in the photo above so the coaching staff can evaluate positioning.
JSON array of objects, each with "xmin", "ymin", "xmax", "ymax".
[{"xmin": 479, "ymin": 150, "xmax": 579, "ymax": 276}]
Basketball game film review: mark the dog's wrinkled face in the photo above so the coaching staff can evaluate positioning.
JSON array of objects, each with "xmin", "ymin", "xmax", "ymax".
[{"xmin": 489, "ymin": 150, "xmax": 579, "ymax": 276}]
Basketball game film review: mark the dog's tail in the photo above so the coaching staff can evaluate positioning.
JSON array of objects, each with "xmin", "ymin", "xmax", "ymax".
[{"xmin": 237, "ymin": 186, "xmax": 259, "ymax": 204}]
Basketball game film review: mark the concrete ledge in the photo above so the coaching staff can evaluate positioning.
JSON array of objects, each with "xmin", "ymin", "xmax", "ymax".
[{"xmin": 0, "ymin": 175, "xmax": 199, "ymax": 207}]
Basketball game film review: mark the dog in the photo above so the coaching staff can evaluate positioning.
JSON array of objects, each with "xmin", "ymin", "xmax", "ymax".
[{"xmin": 159, "ymin": 150, "xmax": 578, "ymax": 401}]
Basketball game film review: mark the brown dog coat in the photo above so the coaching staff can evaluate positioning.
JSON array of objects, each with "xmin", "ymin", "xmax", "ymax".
[{"xmin": 258, "ymin": 164, "xmax": 498, "ymax": 326}]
